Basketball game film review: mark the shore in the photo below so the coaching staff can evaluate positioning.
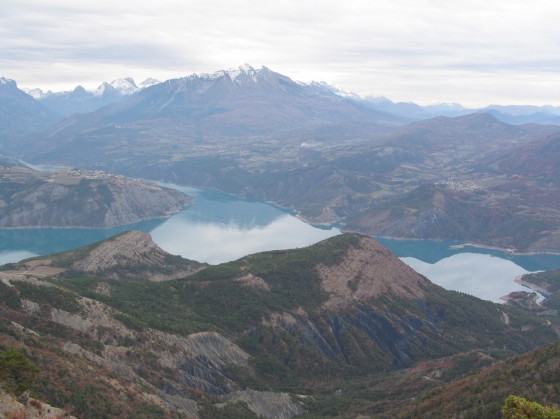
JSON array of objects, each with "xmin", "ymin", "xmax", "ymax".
[
  {"xmin": 514, "ymin": 275, "xmax": 550, "ymax": 297},
  {"xmin": 375, "ymin": 236, "xmax": 560, "ymax": 256}
]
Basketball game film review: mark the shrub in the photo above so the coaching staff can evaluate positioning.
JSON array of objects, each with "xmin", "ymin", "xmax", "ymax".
[{"xmin": 0, "ymin": 349, "xmax": 39, "ymax": 396}]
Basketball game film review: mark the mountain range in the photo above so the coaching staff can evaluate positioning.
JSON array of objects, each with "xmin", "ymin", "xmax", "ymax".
[
  {"xmin": 1, "ymin": 64, "xmax": 560, "ymax": 251},
  {"xmin": 24, "ymin": 77, "xmax": 160, "ymax": 117},
  {"xmin": 0, "ymin": 77, "xmax": 59, "ymax": 146},
  {"xmin": 1, "ymin": 64, "xmax": 560, "ymax": 417}
]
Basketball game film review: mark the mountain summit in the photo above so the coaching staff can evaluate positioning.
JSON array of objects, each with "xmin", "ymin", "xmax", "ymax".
[
  {"xmin": 20, "ymin": 65, "xmax": 406, "ymax": 167},
  {"xmin": 0, "ymin": 77, "xmax": 59, "ymax": 144}
]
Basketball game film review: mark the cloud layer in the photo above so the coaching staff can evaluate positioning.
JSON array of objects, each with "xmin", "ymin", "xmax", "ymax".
[{"xmin": 2, "ymin": 0, "xmax": 560, "ymax": 106}]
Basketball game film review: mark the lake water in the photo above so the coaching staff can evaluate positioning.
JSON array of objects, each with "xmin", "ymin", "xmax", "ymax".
[
  {"xmin": 376, "ymin": 238, "xmax": 560, "ymax": 303},
  {"xmin": 0, "ymin": 185, "xmax": 340, "ymax": 265},
  {"xmin": 2, "ymin": 184, "xmax": 560, "ymax": 302},
  {"xmin": 148, "ymin": 184, "xmax": 341, "ymax": 264}
]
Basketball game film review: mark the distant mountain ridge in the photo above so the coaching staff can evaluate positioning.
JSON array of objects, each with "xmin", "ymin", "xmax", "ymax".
[
  {"xmin": 24, "ymin": 77, "xmax": 162, "ymax": 117},
  {"xmin": 0, "ymin": 77, "xmax": 59, "ymax": 147},
  {"xmin": 4, "ymin": 65, "xmax": 560, "ymax": 125},
  {"xmin": 13, "ymin": 64, "xmax": 406, "ymax": 163}
]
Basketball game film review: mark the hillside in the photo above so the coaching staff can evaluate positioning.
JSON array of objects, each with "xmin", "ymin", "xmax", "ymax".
[
  {"xmin": 345, "ymin": 182, "xmax": 560, "ymax": 251},
  {"xmin": 5, "ymin": 230, "xmax": 206, "ymax": 281},
  {"xmin": 0, "ymin": 164, "xmax": 191, "ymax": 228},
  {"xmin": 0, "ymin": 232, "xmax": 557, "ymax": 417},
  {"xmin": 390, "ymin": 341, "xmax": 560, "ymax": 418},
  {"xmin": 0, "ymin": 77, "xmax": 60, "ymax": 151}
]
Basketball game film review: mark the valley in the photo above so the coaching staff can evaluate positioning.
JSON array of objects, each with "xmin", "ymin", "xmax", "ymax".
[
  {"xmin": 1, "ymin": 64, "xmax": 560, "ymax": 418},
  {"xmin": 3, "ymin": 66, "xmax": 558, "ymax": 252}
]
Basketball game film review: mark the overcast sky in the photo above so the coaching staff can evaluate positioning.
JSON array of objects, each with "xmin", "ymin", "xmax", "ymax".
[{"xmin": 2, "ymin": 0, "xmax": 560, "ymax": 107}]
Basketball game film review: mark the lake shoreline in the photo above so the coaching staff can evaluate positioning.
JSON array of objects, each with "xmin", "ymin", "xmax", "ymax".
[
  {"xmin": 514, "ymin": 275, "xmax": 550, "ymax": 297},
  {"xmin": 374, "ymin": 235, "xmax": 560, "ymax": 256}
]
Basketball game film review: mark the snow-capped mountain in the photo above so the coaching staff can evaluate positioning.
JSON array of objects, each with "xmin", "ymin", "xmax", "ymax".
[
  {"xmin": 138, "ymin": 78, "xmax": 161, "ymax": 89},
  {"xmin": 108, "ymin": 77, "xmax": 139, "ymax": 95},
  {"xmin": 18, "ymin": 64, "xmax": 407, "ymax": 167},
  {"xmin": 33, "ymin": 77, "xmax": 159, "ymax": 117},
  {"xmin": 308, "ymin": 81, "xmax": 362, "ymax": 100}
]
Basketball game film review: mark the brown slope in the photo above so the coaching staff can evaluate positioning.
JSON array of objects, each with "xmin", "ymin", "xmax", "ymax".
[
  {"xmin": 316, "ymin": 235, "xmax": 427, "ymax": 309},
  {"xmin": 384, "ymin": 112, "xmax": 559, "ymax": 153},
  {"xmin": 393, "ymin": 341, "xmax": 560, "ymax": 418},
  {"xmin": 487, "ymin": 132, "xmax": 560, "ymax": 182},
  {"xmin": 0, "ymin": 165, "xmax": 191, "ymax": 228},
  {"xmin": 9, "ymin": 231, "xmax": 206, "ymax": 281},
  {"xmin": 68, "ymin": 231, "xmax": 206, "ymax": 281}
]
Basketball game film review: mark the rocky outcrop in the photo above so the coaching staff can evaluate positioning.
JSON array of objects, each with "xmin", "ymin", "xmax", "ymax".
[
  {"xmin": 220, "ymin": 390, "xmax": 306, "ymax": 419},
  {"xmin": 0, "ymin": 388, "xmax": 75, "ymax": 419},
  {"xmin": 0, "ymin": 166, "xmax": 191, "ymax": 228},
  {"xmin": 70, "ymin": 231, "xmax": 205, "ymax": 280},
  {"xmin": 317, "ymin": 235, "xmax": 428, "ymax": 309}
]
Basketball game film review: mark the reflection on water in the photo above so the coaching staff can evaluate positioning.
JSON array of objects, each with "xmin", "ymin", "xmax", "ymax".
[
  {"xmin": 150, "ymin": 185, "xmax": 340, "ymax": 263},
  {"xmin": 1, "ymin": 179, "xmax": 559, "ymax": 301},
  {"xmin": 152, "ymin": 214, "xmax": 339, "ymax": 264},
  {"xmin": 158, "ymin": 184, "xmax": 290, "ymax": 229},
  {"xmin": 402, "ymin": 253, "xmax": 534, "ymax": 303},
  {"xmin": 377, "ymin": 237, "xmax": 560, "ymax": 272},
  {"xmin": 0, "ymin": 184, "xmax": 340, "ymax": 265},
  {"xmin": 0, "ymin": 250, "xmax": 37, "ymax": 265}
]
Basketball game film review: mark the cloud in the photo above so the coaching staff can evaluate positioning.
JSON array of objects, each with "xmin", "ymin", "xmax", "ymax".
[{"xmin": 2, "ymin": 0, "xmax": 560, "ymax": 105}]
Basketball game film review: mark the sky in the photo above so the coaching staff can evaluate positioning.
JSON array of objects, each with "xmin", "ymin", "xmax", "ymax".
[{"xmin": 2, "ymin": 0, "xmax": 560, "ymax": 107}]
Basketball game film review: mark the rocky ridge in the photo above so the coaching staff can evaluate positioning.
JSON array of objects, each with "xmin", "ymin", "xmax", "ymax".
[
  {"xmin": 317, "ymin": 235, "xmax": 428, "ymax": 309},
  {"xmin": 70, "ymin": 231, "xmax": 206, "ymax": 281},
  {"xmin": 0, "ymin": 165, "xmax": 191, "ymax": 228}
]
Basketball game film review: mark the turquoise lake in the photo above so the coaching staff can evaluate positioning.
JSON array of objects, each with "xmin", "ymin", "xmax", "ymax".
[
  {"xmin": 1, "ymin": 183, "xmax": 560, "ymax": 303},
  {"xmin": 0, "ymin": 185, "xmax": 340, "ymax": 265}
]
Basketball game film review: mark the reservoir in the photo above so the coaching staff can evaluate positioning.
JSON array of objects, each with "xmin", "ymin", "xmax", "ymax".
[
  {"xmin": 0, "ymin": 185, "xmax": 340, "ymax": 265},
  {"xmin": 2, "ymin": 184, "xmax": 560, "ymax": 302}
]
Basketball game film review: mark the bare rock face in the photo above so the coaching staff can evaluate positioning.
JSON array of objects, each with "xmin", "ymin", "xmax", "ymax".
[
  {"xmin": 0, "ymin": 388, "xmax": 75, "ymax": 419},
  {"xmin": 70, "ymin": 230, "xmax": 204, "ymax": 280},
  {"xmin": 220, "ymin": 389, "xmax": 306, "ymax": 419},
  {"xmin": 317, "ymin": 235, "xmax": 429, "ymax": 309},
  {"xmin": 0, "ymin": 166, "xmax": 192, "ymax": 228}
]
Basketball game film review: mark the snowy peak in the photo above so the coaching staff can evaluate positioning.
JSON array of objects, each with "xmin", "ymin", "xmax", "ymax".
[
  {"xmin": 222, "ymin": 63, "xmax": 259, "ymax": 80},
  {"xmin": 94, "ymin": 79, "xmax": 140, "ymax": 98},
  {"xmin": 139, "ymin": 78, "xmax": 161, "ymax": 88},
  {"xmin": 109, "ymin": 77, "xmax": 139, "ymax": 95},
  {"xmin": 93, "ymin": 81, "xmax": 117, "ymax": 97},
  {"xmin": 194, "ymin": 64, "xmax": 275, "ymax": 85},
  {"xmin": 23, "ymin": 88, "xmax": 46, "ymax": 99},
  {"xmin": 310, "ymin": 81, "xmax": 362, "ymax": 100}
]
